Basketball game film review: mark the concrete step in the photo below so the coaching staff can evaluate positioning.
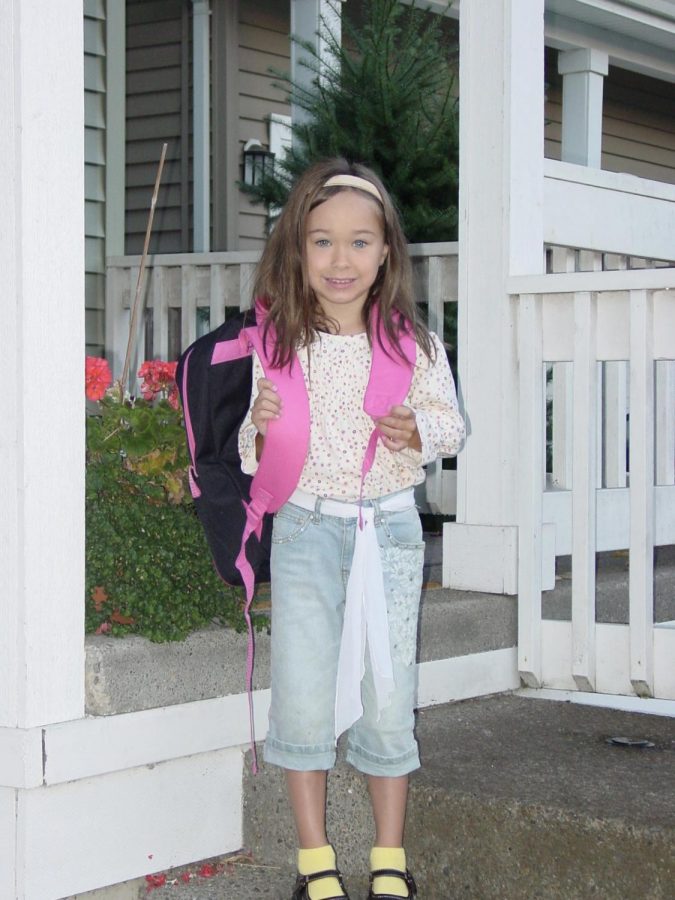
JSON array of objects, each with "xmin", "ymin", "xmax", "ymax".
[
  {"xmin": 84, "ymin": 583, "xmax": 517, "ymax": 716},
  {"xmin": 240, "ymin": 693, "xmax": 675, "ymax": 899}
]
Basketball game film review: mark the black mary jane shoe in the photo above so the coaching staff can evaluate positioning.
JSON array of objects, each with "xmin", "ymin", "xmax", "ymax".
[
  {"xmin": 291, "ymin": 868, "xmax": 350, "ymax": 900},
  {"xmin": 367, "ymin": 868, "xmax": 417, "ymax": 900}
]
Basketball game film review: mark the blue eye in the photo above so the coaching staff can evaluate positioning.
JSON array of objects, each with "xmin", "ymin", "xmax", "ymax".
[
  {"xmin": 315, "ymin": 239, "xmax": 330, "ymax": 247},
  {"xmin": 353, "ymin": 239, "xmax": 367, "ymax": 248}
]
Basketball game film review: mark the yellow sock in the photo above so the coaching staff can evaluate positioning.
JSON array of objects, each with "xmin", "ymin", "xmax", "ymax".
[
  {"xmin": 370, "ymin": 847, "xmax": 409, "ymax": 897},
  {"xmin": 298, "ymin": 845, "xmax": 345, "ymax": 899}
]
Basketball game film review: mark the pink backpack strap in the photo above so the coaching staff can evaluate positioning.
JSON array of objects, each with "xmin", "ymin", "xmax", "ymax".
[
  {"xmin": 248, "ymin": 326, "xmax": 311, "ymax": 515},
  {"xmin": 359, "ymin": 307, "xmax": 417, "ymax": 492},
  {"xmin": 234, "ymin": 314, "xmax": 311, "ymax": 595}
]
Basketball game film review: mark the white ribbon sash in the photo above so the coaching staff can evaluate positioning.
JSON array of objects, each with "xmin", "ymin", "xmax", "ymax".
[{"xmin": 286, "ymin": 487, "xmax": 415, "ymax": 739}]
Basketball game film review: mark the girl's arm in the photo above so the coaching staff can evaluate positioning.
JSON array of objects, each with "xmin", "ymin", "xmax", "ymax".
[{"xmin": 238, "ymin": 353, "xmax": 281, "ymax": 469}]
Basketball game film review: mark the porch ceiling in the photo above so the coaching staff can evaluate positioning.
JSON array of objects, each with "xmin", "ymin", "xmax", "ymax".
[
  {"xmin": 546, "ymin": 0, "xmax": 675, "ymax": 81},
  {"xmin": 410, "ymin": 1, "xmax": 675, "ymax": 81}
]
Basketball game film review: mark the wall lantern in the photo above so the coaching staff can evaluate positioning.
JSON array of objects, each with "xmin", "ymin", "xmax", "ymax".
[{"xmin": 242, "ymin": 139, "xmax": 275, "ymax": 186}]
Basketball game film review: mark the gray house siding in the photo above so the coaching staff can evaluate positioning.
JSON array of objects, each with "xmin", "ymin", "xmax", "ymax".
[
  {"xmin": 123, "ymin": 0, "xmax": 291, "ymax": 253},
  {"xmin": 125, "ymin": 0, "xmax": 189, "ymax": 254},
  {"xmin": 545, "ymin": 48, "xmax": 675, "ymax": 186},
  {"xmin": 238, "ymin": 1, "xmax": 291, "ymax": 248},
  {"xmin": 84, "ymin": 0, "xmax": 107, "ymax": 355}
]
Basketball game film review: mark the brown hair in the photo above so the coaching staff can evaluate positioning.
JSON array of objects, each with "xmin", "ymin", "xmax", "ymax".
[{"xmin": 252, "ymin": 158, "xmax": 435, "ymax": 368}]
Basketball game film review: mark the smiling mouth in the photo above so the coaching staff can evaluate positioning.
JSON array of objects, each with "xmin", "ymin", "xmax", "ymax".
[{"xmin": 325, "ymin": 277, "xmax": 356, "ymax": 286}]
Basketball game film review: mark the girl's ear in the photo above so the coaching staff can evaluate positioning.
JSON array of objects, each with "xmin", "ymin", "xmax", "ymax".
[{"xmin": 379, "ymin": 244, "xmax": 389, "ymax": 267}]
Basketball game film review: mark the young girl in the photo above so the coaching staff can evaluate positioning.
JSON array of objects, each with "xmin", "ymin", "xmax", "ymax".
[{"xmin": 239, "ymin": 159, "xmax": 464, "ymax": 900}]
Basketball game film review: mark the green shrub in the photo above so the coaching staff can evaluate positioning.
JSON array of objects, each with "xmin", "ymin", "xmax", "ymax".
[
  {"xmin": 85, "ymin": 459, "xmax": 253, "ymax": 642},
  {"xmin": 84, "ymin": 358, "xmax": 261, "ymax": 642}
]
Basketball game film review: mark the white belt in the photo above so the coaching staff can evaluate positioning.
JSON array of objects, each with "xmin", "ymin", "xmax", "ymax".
[{"xmin": 287, "ymin": 487, "xmax": 416, "ymax": 738}]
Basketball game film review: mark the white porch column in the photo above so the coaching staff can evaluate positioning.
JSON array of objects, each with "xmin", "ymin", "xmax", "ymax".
[
  {"xmin": 558, "ymin": 48, "xmax": 608, "ymax": 168},
  {"xmin": 193, "ymin": 0, "xmax": 211, "ymax": 251},
  {"xmin": 290, "ymin": 0, "xmax": 344, "ymax": 130},
  {"xmin": 1, "ymin": 0, "xmax": 84, "ymax": 890},
  {"xmin": 0, "ymin": 0, "xmax": 85, "ymax": 729},
  {"xmin": 443, "ymin": 0, "xmax": 545, "ymax": 593}
]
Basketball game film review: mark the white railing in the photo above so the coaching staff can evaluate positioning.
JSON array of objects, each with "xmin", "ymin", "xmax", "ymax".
[
  {"xmin": 105, "ymin": 243, "xmax": 459, "ymax": 515},
  {"xmin": 543, "ymin": 160, "xmax": 675, "ymax": 261},
  {"xmin": 513, "ymin": 264, "xmax": 675, "ymax": 701}
]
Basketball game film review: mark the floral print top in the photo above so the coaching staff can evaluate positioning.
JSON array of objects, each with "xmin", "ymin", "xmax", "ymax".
[{"xmin": 238, "ymin": 329, "xmax": 465, "ymax": 502}]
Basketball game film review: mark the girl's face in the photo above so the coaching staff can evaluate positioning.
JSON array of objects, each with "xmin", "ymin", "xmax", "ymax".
[{"xmin": 305, "ymin": 190, "xmax": 388, "ymax": 333}]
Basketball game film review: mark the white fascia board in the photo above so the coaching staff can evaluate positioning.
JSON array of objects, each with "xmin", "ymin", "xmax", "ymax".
[
  {"xmin": 548, "ymin": 0, "xmax": 675, "ymax": 39},
  {"xmin": 545, "ymin": 7, "xmax": 675, "ymax": 82}
]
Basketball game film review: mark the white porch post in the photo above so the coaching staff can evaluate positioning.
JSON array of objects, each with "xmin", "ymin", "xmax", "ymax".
[
  {"xmin": 105, "ymin": 0, "xmax": 126, "ymax": 257},
  {"xmin": 290, "ymin": 0, "xmax": 344, "ymax": 130},
  {"xmin": 558, "ymin": 48, "xmax": 608, "ymax": 168},
  {"xmin": 443, "ymin": 0, "xmax": 545, "ymax": 593},
  {"xmin": 193, "ymin": 0, "xmax": 211, "ymax": 251},
  {"xmin": 0, "ymin": 0, "xmax": 84, "ymax": 893}
]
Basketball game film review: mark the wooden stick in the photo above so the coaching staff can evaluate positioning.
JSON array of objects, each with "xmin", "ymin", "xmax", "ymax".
[{"xmin": 119, "ymin": 142, "xmax": 168, "ymax": 397}]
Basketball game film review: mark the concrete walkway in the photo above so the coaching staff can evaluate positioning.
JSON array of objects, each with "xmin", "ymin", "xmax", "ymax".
[{"xmin": 100, "ymin": 691, "xmax": 674, "ymax": 900}]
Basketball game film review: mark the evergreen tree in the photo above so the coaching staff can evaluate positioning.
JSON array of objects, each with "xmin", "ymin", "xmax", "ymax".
[{"xmin": 244, "ymin": 0, "xmax": 459, "ymax": 243}]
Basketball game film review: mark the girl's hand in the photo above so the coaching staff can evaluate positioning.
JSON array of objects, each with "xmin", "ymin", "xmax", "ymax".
[
  {"xmin": 375, "ymin": 405, "xmax": 422, "ymax": 453},
  {"xmin": 251, "ymin": 378, "xmax": 281, "ymax": 436}
]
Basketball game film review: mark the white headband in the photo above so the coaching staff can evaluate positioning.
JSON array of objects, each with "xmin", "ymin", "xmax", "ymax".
[{"xmin": 323, "ymin": 174, "xmax": 384, "ymax": 204}]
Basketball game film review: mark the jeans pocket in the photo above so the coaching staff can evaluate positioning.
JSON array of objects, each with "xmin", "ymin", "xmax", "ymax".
[
  {"xmin": 271, "ymin": 505, "xmax": 313, "ymax": 544},
  {"xmin": 379, "ymin": 507, "xmax": 425, "ymax": 551}
]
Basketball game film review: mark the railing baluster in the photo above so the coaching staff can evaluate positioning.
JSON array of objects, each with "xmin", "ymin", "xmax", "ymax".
[
  {"xmin": 181, "ymin": 264, "xmax": 198, "ymax": 350},
  {"xmin": 209, "ymin": 264, "xmax": 226, "ymax": 332},
  {"xmin": 549, "ymin": 246, "xmax": 575, "ymax": 275},
  {"xmin": 425, "ymin": 256, "xmax": 445, "ymax": 512},
  {"xmin": 518, "ymin": 293, "xmax": 544, "ymax": 688},
  {"xmin": 427, "ymin": 256, "xmax": 444, "ymax": 339},
  {"xmin": 128, "ymin": 265, "xmax": 143, "ymax": 385},
  {"xmin": 239, "ymin": 263, "xmax": 255, "ymax": 311},
  {"xmin": 150, "ymin": 265, "xmax": 168, "ymax": 360},
  {"xmin": 176, "ymin": 264, "xmax": 197, "ymax": 362},
  {"xmin": 629, "ymin": 289, "xmax": 655, "ymax": 697},
  {"xmin": 104, "ymin": 265, "xmax": 129, "ymax": 377},
  {"xmin": 571, "ymin": 291, "xmax": 597, "ymax": 692},
  {"xmin": 578, "ymin": 250, "xmax": 602, "ymax": 273}
]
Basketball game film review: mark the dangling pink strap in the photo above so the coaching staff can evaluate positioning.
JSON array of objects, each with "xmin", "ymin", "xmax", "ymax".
[
  {"xmin": 180, "ymin": 348, "xmax": 202, "ymax": 499},
  {"xmin": 235, "ymin": 491, "xmax": 272, "ymax": 775}
]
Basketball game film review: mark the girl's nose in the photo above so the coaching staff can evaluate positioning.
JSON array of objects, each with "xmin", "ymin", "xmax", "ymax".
[{"xmin": 331, "ymin": 244, "xmax": 349, "ymax": 267}]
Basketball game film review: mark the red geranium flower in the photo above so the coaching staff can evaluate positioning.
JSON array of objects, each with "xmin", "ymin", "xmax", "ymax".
[
  {"xmin": 85, "ymin": 356, "xmax": 112, "ymax": 401},
  {"xmin": 138, "ymin": 360, "xmax": 179, "ymax": 406},
  {"xmin": 198, "ymin": 863, "xmax": 217, "ymax": 878}
]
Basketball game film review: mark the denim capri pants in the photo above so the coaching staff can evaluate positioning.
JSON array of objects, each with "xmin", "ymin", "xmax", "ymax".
[{"xmin": 263, "ymin": 489, "xmax": 425, "ymax": 777}]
